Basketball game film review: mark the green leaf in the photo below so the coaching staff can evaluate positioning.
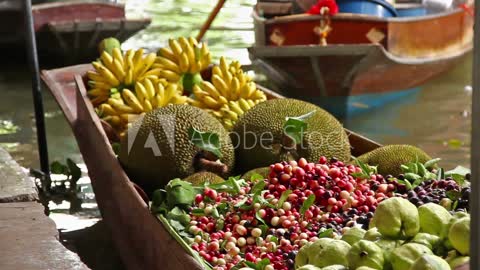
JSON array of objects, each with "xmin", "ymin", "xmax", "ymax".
[
  {"xmin": 259, "ymin": 224, "xmax": 269, "ymax": 237},
  {"xmin": 270, "ymin": 236, "xmax": 278, "ymax": 244},
  {"xmin": 191, "ymin": 208, "xmax": 206, "ymax": 216},
  {"xmin": 318, "ymin": 228, "xmax": 334, "ymax": 238},
  {"xmin": 353, "ymin": 157, "xmax": 375, "ymax": 176},
  {"xmin": 446, "ymin": 190, "xmax": 462, "ymax": 201},
  {"xmin": 249, "ymin": 173, "xmax": 265, "ymax": 182},
  {"xmin": 256, "ymin": 211, "xmax": 266, "ymax": 225},
  {"xmin": 404, "ymin": 179, "xmax": 413, "ymax": 190},
  {"xmin": 166, "ymin": 179, "xmax": 195, "ymax": 209},
  {"xmin": 417, "ymin": 164, "xmax": 427, "ymax": 177},
  {"xmin": 277, "ymin": 190, "xmax": 292, "ymax": 209},
  {"xmin": 66, "ymin": 158, "xmax": 82, "ymax": 182},
  {"xmin": 424, "ymin": 158, "xmax": 441, "ymax": 169},
  {"xmin": 234, "ymin": 197, "xmax": 249, "ymax": 208},
  {"xmin": 169, "ymin": 219, "xmax": 186, "ymax": 232},
  {"xmin": 166, "ymin": 206, "xmax": 191, "ymax": 225},
  {"xmin": 256, "ymin": 258, "xmax": 271, "ymax": 270},
  {"xmin": 188, "ymin": 127, "xmax": 223, "ymax": 159},
  {"xmin": 251, "ymin": 180, "xmax": 266, "ymax": 195},
  {"xmin": 211, "ymin": 207, "xmax": 220, "ymax": 219},
  {"xmin": 452, "ymin": 200, "xmax": 459, "ymax": 210},
  {"xmin": 404, "ymin": 173, "xmax": 421, "ymax": 181},
  {"xmin": 50, "ymin": 161, "xmax": 68, "ymax": 175},
  {"xmin": 300, "ymin": 194, "xmax": 316, "ymax": 216},
  {"xmin": 400, "ymin": 164, "xmax": 410, "ymax": 173},
  {"xmin": 151, "ymin": 189, "xmax": 167, "ymax": 209},
  {"xmin": 437, "ymin": 168, "xmax": 445, "ymax": 181},
  {"xmin": 283, "ymin": 111, "xmax": 315, "ymax": 145},
  {"xmin": 216, "ymin": 218, "xmax": 225, "ymax": 231}
]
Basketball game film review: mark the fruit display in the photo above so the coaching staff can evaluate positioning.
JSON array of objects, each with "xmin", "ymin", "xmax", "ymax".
[
  {"xmin": 190, "ymin": 57, "xmax": 267, "ymax": 129},
  {"xmin": 84, "ymin": 37, "xmax": 471, "ymax": 270},
  {"xmin": 150, "ymin": 155, "xmax": 470, "ymax": 270}
]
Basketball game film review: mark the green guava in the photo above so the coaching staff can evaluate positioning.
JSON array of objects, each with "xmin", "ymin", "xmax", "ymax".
[
  {"xmin": 375, "ymin": 238, "xmax": 403, "ymax": 269},
  {"xmin": 390, "ymin": 243, "xmax": 433, "ymax": 270},
  {"xmin": 418, "ymin": 203, "xmax": 452, "ymax": 238},
  {"xmin": 370, "ymin": 197, "xmax": 420, "ymax": 239},
  {"xmin": 448, "ymin": 256, "xmax": 470, "ymax": 269},
  {"xmin": 448, "ymin": 217, "xmax": 470, "ymax": 255},
  {"xmin": 410, "ymin": 254, "xmax": 450, "ymax": 270},
  {"xmin": 297, "ymin": 265, "xmax": 322, "ymax": 270},
  {"xmin": 319, "ymin": 265, "xmax": 347, "ymax": 270},
  {"xmin": 347, "ymin": 240, "xmax": 384, "ymax": 270},
  {"xmin": 341, "ymin": 227, "xmax": 366, "ymax": 245},
  {"xmin": 295, "ymin": 241, "xmax": 314, "ymax": 268},
  {"xmin": 355, "ymin": 267, "xmax": 378, "ymax": 270},
  {"xmin": 311, "ymin": 239, "xmax": 351, "ymax": 268},
  {"xmin": 364, "ymin": 228, "xmax": 382, "ymax": 241},
  {"xmin": 411, "ymin": 233, "xmax": 441, "ymax": 250}
]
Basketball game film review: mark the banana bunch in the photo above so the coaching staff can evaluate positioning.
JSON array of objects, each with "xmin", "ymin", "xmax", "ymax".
[
  {"xmin": 95, "ymin": 78, "xmax": 187, "ymax": 135},
  {"xmin": 209, "ymin": 99, "xmax": 259, "ymax": 130},
  {"xmin": 155, "ymin": 37, "xmax": 211, "ymax": 86},
  {"xmin": 190, "ymin": 57, "xmax": 267, "ymax": 129},
  {"xmin": 87, "ymin": 47, "xmax": 159, "ymax": 106}
]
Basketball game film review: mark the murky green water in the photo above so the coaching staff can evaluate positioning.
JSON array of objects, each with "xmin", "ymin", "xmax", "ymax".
[{"xmin": 0, "ymin": 0, "xmax": 472, "ymax": 228}]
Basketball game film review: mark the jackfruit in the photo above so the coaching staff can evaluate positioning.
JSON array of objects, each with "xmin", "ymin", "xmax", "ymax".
[
  {"xmin": 183, "ymin": 171, "xmax": 224, "ymax": 186},
  {"xmin": 232, "ymin": 98, "xmax": 351, "ymax": 171},
  {"xmin": 356, "ymin": 145, "xmax": 431, "ymax": 176},
  {"xmin": 119, "ymin": 104, "xmax": 234, "ymax": 193}
]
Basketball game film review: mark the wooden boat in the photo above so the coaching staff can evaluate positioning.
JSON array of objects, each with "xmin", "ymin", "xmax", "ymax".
[
  {"xmin": 1, "ymin": 1, "xmax": 151, "ymax": 64},
  {"xmin": 40, "ymin": 65, "xmax": 468, "ymax": 269},
  {"xmin": 249, "ymin": 4, "xmax": 473, "ymax": 97}
]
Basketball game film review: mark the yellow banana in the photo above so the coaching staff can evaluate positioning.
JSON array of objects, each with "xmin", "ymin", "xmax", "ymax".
[
  {"xmin": 124, "ymin": 69, "xmax": 134, "ymax": 85},
  {"xmin": 178, "ymin": 37, "xmax": 190, "ymax": 51},
  {"xmin": 108, "ymin": 98, "xmax": 135, "ymax": 114},
  {"xmin": 160, "ymin": 70, "xmax": 181, "ymax": 82},
  {"xmin": 92, "ymin": 62, "xmax": 119, "ymax": 86},
  {"xmin": 169, "ymin": 39, "xmax": 183, "ymax": 56},
  {"xmin": 87, "ymin": 71, "xmax": 109, "ymax": 84},
  {"xmin": 158, "ymin": 47, "xmax": 177, "ymax": 62},
  {"xmin": 121, "ymin": 89, "xmax": 144, "ymax": 113},
  {"xmin": 100, "ymin": 51, "xmax": 115, "ymax": 71},
  {"xmin": 221, "ymin": 108, "xmax": 238, "ymax": 121},
  {"xmin": 119, "ymin": 113, "xmax": 143, "ymax": 123},
  {"xmin": 228, "ymin": 101, "xmax": 245, "ymax": 115},
  {"xmin": 88, "ymin": 80, "xmax": 112, "ymax": 90},
  {"xmin": 104, "ymin": 115, "xmax": 122, "ymax": 126},
  {"xmin": 200, "ymin": 81, "xmax": 220, "ymax": 99},
  {"xmin": 202, "ymin": 96, "xmax": 221, "ymax": 109},
  {"xmin": 112, "ymin": 48, "xmax": 124, "ymax": 67},
  {"xmin": 179, "ymin": 52, "xmax": 189, "ymax": 73},
  {"xmin": 112, "ymin": 59, "xmax": 126, "ymax": 81},
  {"xmin": 132, "ymin": 49, "xmax": 145, "ymax": 76},
  {"xmin": 124, "ymin": 49, "xmax": 135, "ymax": 70},
  {"xmin": 219, "ymin": 57, "xmax": 229, "ymax": 77},
  {"xmin": 135, "ymin": 53, "xmax": 157, "ymax": 78},
  {"xmin": 143, "ymin": 99, "xmax": 153, "ymax": 112},
  {"xmin": 143, "ymin": 78, "xmax": 156, "ymax": 99},
  {"xmin": 244, "ymin": 82, "xmax": 257, "ymax": 98},
  {"xmin": 88, "ymin": 88, "xmax": 109, "ymax": 97},
  {"xmin": 98, "ymin": 103, "xmax": 118, "ymax": 116},
  {"xmin": 211, "ymin": 74, "xmax": 229, "ymax": 97},
  {"xmin": 155, "ymin": 57, "xmax": 181, "ymax": 74},
  {"xmin": 134, "ymin": 82, "xmax": 148, "ymax": 103},
  {"xmin": 238, "ymin": 98, "xmax": 252, "ymax": 111},
  {"xmin": 203, "ymin": 53, "xmax": 212, "ymax": 70},
  {"xmin": 188, "ymin": 37, "xmax": 199, "ymax": 47},
  {"xmin": 212, "ymin": 66, "xmax": 222, "ymax": 77}
]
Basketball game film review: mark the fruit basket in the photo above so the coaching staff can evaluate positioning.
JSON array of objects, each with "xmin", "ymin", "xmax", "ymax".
[{"xmin": 41, "ymin": 63, "xmax": 433, "ymax": 270}]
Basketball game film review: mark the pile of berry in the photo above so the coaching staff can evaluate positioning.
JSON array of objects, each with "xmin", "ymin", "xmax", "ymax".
[{"xmin": 188, "ymin": 158, "xmax": 397, "ymax": 269}]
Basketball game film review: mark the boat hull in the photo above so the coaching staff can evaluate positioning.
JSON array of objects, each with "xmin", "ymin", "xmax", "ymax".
[
  {"xmin": 250, "ymin": 6, "xmax": 473, "ymax": 96},
  {"xmin": 1, "ymin": 1, "xmax": 151, "ymax": 65}
]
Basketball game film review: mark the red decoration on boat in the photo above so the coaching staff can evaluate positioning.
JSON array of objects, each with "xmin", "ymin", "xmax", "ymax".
[{"xmin": 307, "ymin": 0, "xmax": 339, "ymax": 15}]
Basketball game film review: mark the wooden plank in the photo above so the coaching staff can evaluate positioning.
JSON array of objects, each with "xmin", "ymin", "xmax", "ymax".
[
  {"xmin": 47, "ymin": 19, "xmax": 151, "ymax": 33},
  {"xmin": 0, "ymin": 147, "xmax": 37, "ymax": 203},
  {"xmin": 0, "ymin": 202, "xmax": 89, "ymax": 270}
]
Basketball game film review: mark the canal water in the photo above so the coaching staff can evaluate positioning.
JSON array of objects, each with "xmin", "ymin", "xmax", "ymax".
[{"xmin": 0, "ymin": 0, "xmax": 472, "ymax": 230}]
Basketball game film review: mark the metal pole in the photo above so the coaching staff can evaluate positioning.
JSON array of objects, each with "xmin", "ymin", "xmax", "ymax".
[
  {"xmin": 471, "ymin": 0, "xmax": 480, "ymax": 267},
  {"xmin": 23, "ymin": 0, "xmax": 50, "ymax": 175}
]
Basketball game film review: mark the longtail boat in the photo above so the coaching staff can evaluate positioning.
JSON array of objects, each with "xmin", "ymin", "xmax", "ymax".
[
  {"xmin": 1, "ymin": 1, "xmax": 151, "ymax": 64},
  {"xmin": 249, "ymin": 3, "xmax": 473, "ymax": 98},
  {"xmin": 40, "ymin": 64, "xmax": 470, "ymax": 270}
]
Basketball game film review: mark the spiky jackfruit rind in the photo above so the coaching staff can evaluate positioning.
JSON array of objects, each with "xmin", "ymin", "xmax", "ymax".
[
  {"xmin": 356, "ymin": 145, "xmax": 432, "ymax": 176},
  {"xmin": 232, "ymin": 99, "xmax": 351, "ymax": 172},
  {"xmin": 183, "ymin": 171, "xmax": 225, "ymax": 186},
  {"xmin": 119, "ymin": 104, "xmax": 234, "ymax": 193}
]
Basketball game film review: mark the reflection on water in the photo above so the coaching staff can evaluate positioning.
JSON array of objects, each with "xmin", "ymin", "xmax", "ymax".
[{"xmin": 0, "ymin": 0, "xmax": 472, "ymax": 228}]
